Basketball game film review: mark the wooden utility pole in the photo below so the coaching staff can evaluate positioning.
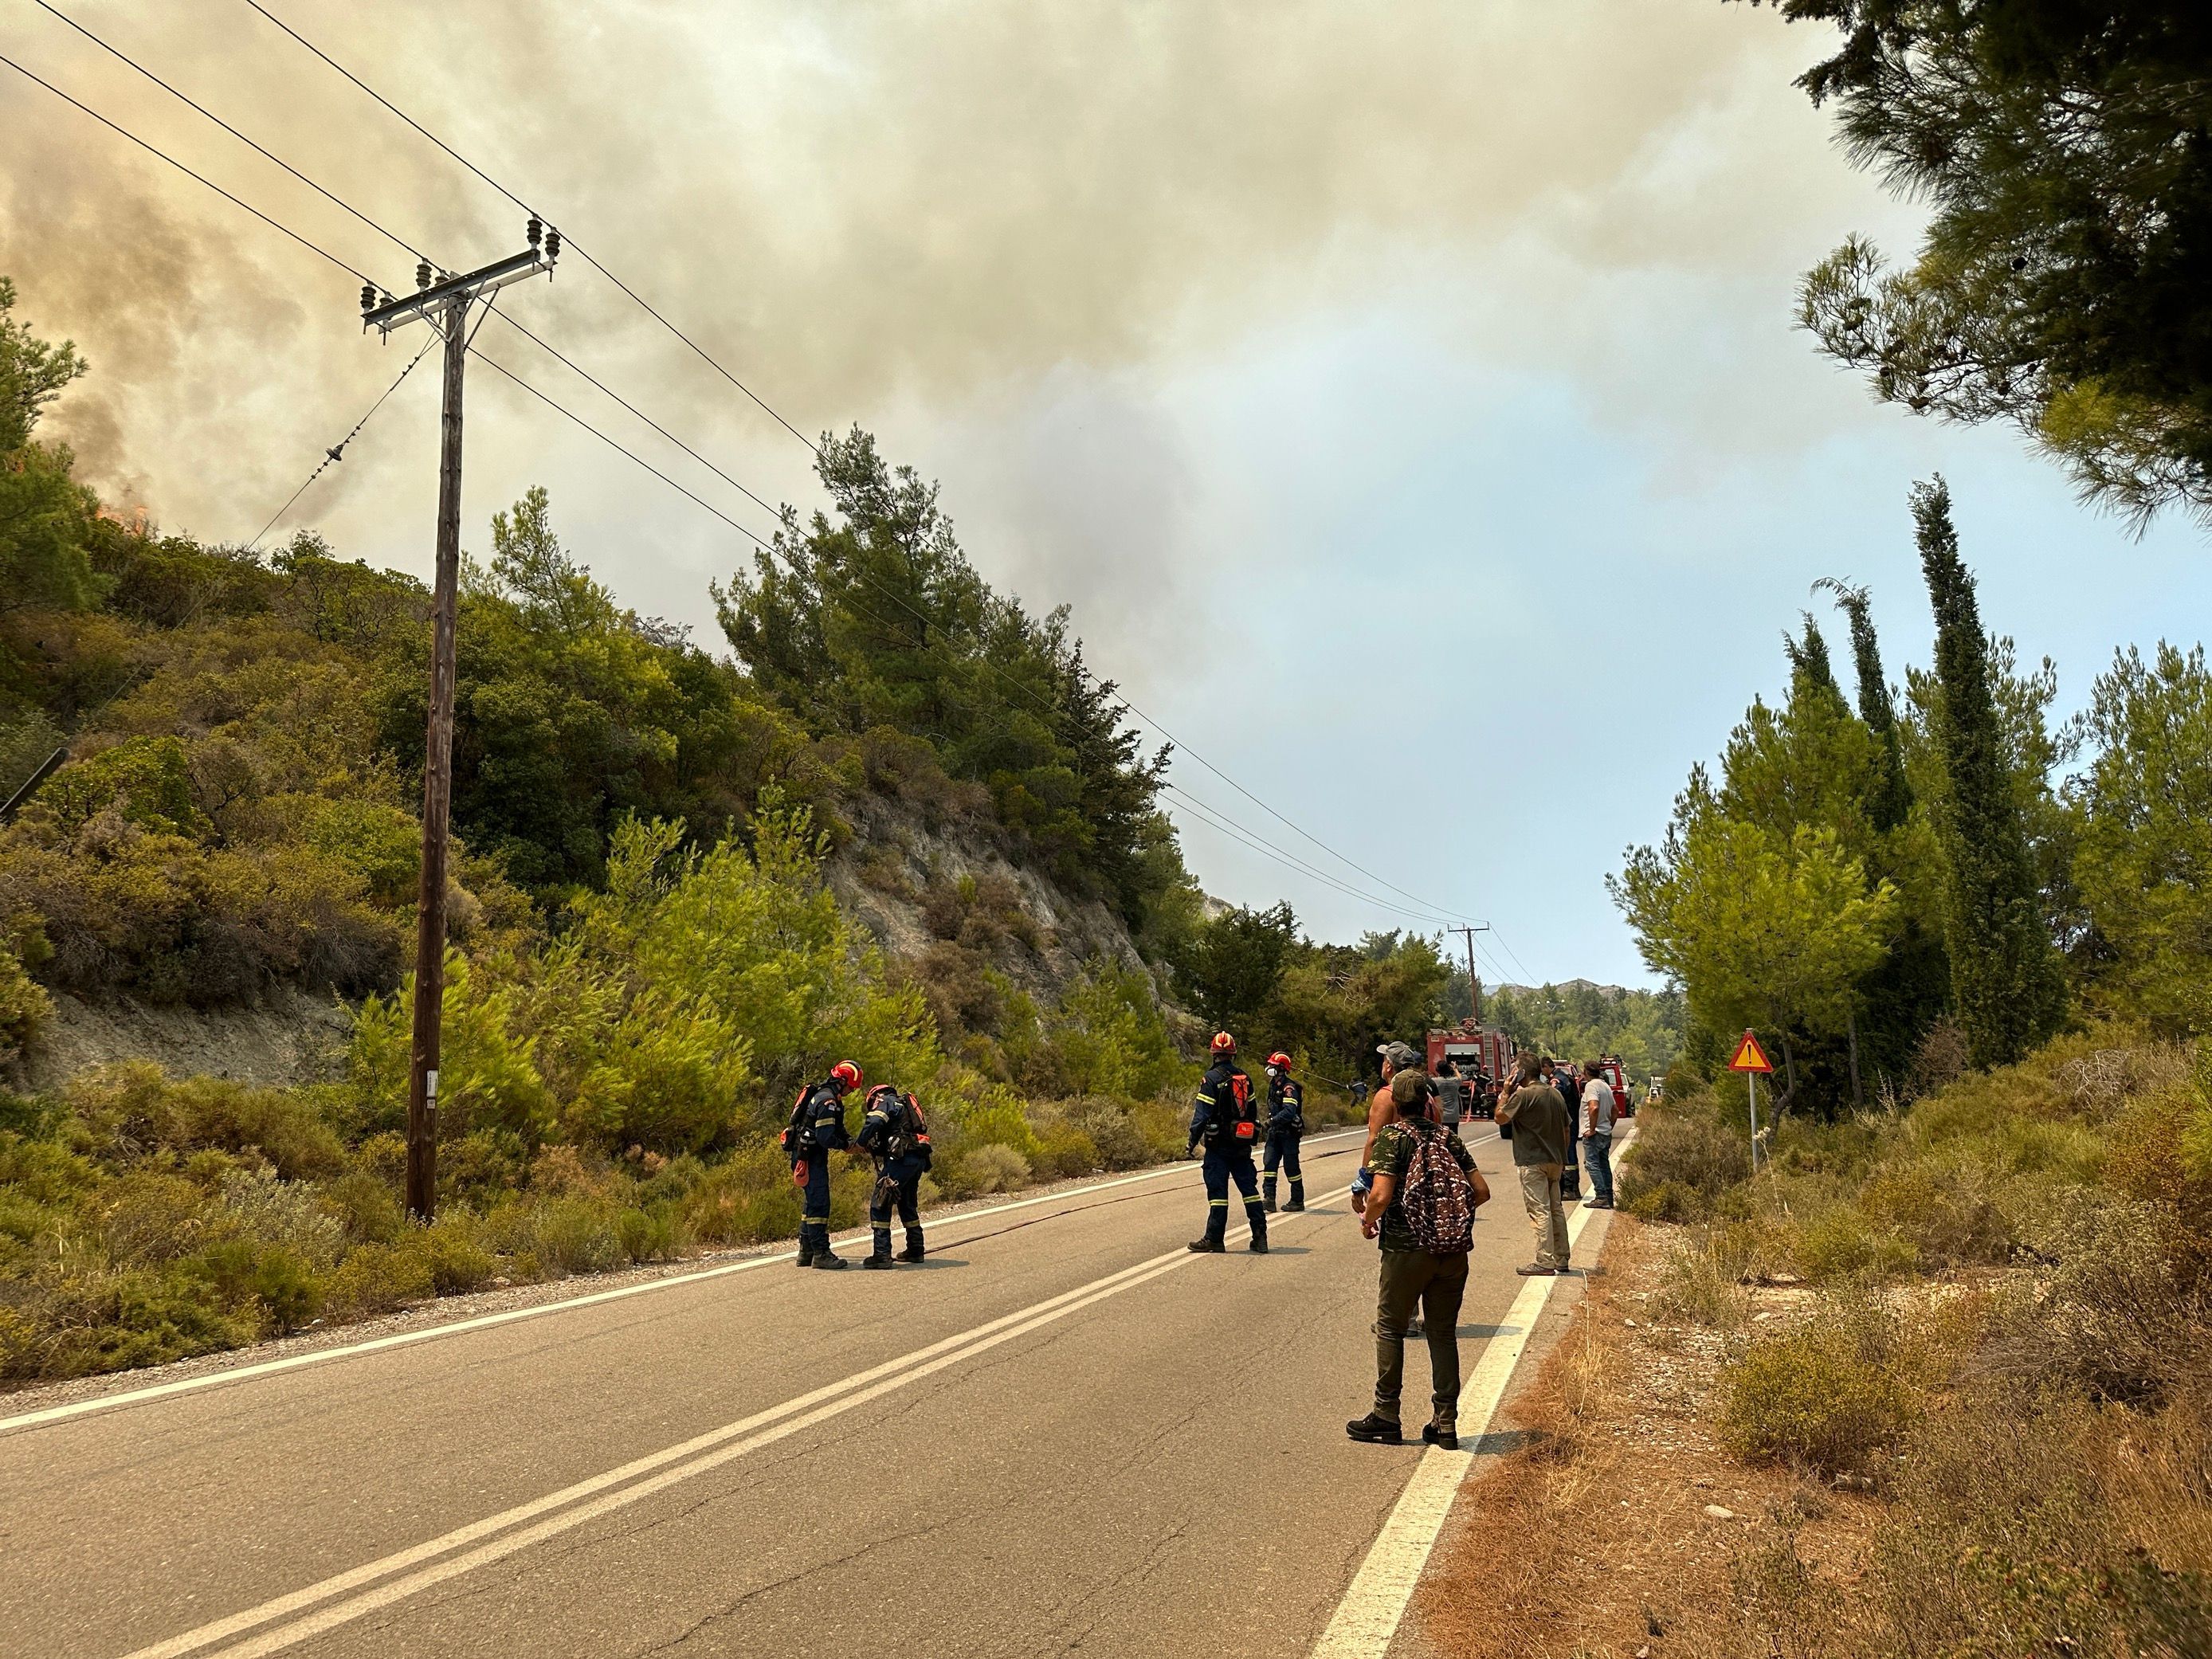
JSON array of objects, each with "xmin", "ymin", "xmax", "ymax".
[
  {"xmin": 1446, "ymin": 924, "xmax": 1490, "ymax": 1023},
  {"xmin": 362, "ymin": 222, "xmax": 557, "ymax": 1221}
]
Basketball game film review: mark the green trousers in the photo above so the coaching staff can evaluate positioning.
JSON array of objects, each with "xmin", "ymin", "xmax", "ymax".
[{"xmin": 1372, "ymin": 1247, "xmax": 1469, "ymax": 1429}]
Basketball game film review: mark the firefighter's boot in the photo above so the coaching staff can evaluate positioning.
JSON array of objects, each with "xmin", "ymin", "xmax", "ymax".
[
  {"xmin": 1284, "ymin": 1179, "xmax": 1306, "ymax": 1214},
  {"xmin": 860, "ymin": 1251, "xmax": 894, "ymax": 1270},
  {"xmin": 898, "ymin": 1228, "xmax": 925, "ymax": 1264},
  {"xmin": 1263, "ymin": 1174, "xmax": 1279, "ymax": 1213},
  {"xmin": 1245, "ymin": 1193, "xmax": 1269, "ymax": 1253}
]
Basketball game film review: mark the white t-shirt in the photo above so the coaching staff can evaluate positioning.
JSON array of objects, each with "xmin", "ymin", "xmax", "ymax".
[{"xmin": 1580, "ymin": 1077, "xmax": 1616, "ymax": 1134}]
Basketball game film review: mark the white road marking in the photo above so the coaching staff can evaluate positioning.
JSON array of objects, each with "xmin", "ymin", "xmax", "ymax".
[
  {"xmin": 0, "ymin": 1128, "xmax": 1370, "ymax": 1437},
  {"xmin": 116, "ymin": 1200, "xmax": 1337, "ymax": 1659},
  {"xmin": 1309, "ymin": 1132, "xmax": 1632, "ymax": 1659}
]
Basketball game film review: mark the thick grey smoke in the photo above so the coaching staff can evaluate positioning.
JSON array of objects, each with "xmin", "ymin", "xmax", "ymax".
[{"xmin": 0, "ymin": 1, "xmax": 1807, "ymax": 546}]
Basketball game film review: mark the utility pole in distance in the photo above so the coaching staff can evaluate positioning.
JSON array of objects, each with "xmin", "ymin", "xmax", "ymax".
[
  {"xmin": 362, "ymin": 220, "xmax": 558, "ymax": 1222},
  {"xmin": 1446, "ymin": 924, "xmax": 1490, "ymax": 1024}
]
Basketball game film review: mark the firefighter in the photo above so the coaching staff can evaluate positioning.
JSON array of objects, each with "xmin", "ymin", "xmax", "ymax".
[
  {"xmin": 1261, "ymin": 1050, "xmax": 1306, "ymax": 1213},
  {"xmin": 855, "ymin": 1083, "xmax": 933, "ymax": 1269},
  {"xmin": 1187, "ymin": 1033, "xmax": 1269, "ymax": 1254},
  {"xmin": 782, "ymin": 1061, "xmax": 861, "ymax": 1269}
]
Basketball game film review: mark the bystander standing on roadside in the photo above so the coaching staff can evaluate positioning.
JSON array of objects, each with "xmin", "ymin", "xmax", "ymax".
[
  {"xmin": 1345, "ymin": 1062, "xmax": 1486, "ymax": 1449},
  {"xmin": 1541, "ymin": 1057, "xmax": 1583, "ymax": 1202},
  {"xmin": 1578, "ymin": 1058, "xmax": 1616, "ymax": 1209},
  {"xmin": 1356, "ymin": 1041, "xmax": 1433, "ymax": 1337},
  {"xmin": 1434, "ymin": 1057, "xmax": 1466, "ymax": 1140},
  {"xmin": 1496, "ymin": 1053, "xmax": 1572, "ymax": 1274}
]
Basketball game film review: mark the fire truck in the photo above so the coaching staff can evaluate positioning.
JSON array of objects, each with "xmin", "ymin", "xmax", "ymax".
[
  {"xmin": 1596, "ymin": 1053, "xmax": 1634, "ymax": 1120},
  {"xmin": 1426, "ymin": 1023, "xmax": 1516, "ymax": 1120}
]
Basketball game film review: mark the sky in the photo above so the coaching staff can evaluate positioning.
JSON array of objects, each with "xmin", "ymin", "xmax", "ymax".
[{"xmin": 4, "ymin": 1, "xmax": 2207, "ymax": 991}]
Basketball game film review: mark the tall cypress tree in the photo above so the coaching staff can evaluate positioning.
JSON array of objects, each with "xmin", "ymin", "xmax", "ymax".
[
  {"xmin": 1818, "ymin": 578, "xmax": 1911, "ymax": 834},
  {"xmin": 1818, "ymin": 576, "xmax": 1951, "ymax": 1094},
  {"xmin": 1912, "ymin": 479, "xmax": 2065, "ymax": 1067}
]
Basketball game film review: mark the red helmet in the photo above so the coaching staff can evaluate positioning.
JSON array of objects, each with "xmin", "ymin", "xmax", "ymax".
[
  {"xmin": 1267, "ymin": 1051, "xmax": 1292, "ymax": 1070},
  {"xmin": 830, "ymin": 1061, "xmax": 863, "ymax": 1090},
  {"xmin": 1210, "ymin": 1032, "xmax": 1237, "ymax": 1053}
]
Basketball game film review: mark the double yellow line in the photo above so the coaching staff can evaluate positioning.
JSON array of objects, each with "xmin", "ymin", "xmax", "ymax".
[{"xmin": 120, "ymin": 1203, "xmax": 1335, "ymax": 1659}]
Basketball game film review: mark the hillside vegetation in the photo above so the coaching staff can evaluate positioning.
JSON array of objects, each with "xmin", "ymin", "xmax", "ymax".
[{"xmin": 0, "ymin": 278, "xmax": 1439, "ymax": 1382}]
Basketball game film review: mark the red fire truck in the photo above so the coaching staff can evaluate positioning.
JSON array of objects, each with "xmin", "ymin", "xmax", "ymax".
[{"xmin": 1596, "ymin": 1053, "xmax": 1634, "ymax": 1120}]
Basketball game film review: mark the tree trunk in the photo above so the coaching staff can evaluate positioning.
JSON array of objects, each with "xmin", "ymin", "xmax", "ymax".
[{"xmin": 1846, "ymin": 1008, "xmax": 1865, "ymax": 1113}]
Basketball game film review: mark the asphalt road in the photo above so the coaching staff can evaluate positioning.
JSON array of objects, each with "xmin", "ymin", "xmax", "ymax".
[{"xmin": 0, "ymin": 1126, "xmax": 1590, "ymax": 1659}]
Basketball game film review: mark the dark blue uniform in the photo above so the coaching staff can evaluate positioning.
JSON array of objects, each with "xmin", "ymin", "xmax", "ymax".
[
  {"xmin": 1262, "ymin": 1070, "xmax": 1305, "ymax": 1212},
  {"xmin": 857, "ymin": 1087, "xmax": 931, "ymax": 1266},
  {"xmin": 786, "ymin": 1078, "xmax": 853, "ymax": 1265},
  {"xmin": 1188, "ymin": 1058, "xmax": 1267, "ymax": 1252}
]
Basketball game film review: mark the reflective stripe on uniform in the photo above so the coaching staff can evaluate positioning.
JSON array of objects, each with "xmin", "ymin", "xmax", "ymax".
[{"xmin": 1210, "ymin": 1198, "xmax": 1230, "ymax": 1207}]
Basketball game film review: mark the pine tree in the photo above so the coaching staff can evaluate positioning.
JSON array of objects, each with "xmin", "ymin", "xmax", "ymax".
[{"xmin": 1912, "ymin": 479, "xmax": 2066, "ymax": 1067}]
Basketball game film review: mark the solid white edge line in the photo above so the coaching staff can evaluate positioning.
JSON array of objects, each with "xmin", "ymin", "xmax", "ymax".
[
  {"xmin": 0, "ymin": 1128, "xmax": 1373, "ymax": 1437},
  {"xmin": 125, "ymin": 1196, "xmax": 1337, "ymax": 1659},
  {"xmin": 1308, "ymin": 1128, "xmax": 1632, "ymax": 1659}
]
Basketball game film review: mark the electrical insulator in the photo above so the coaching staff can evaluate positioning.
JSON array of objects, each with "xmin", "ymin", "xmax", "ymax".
[
  {"xmin": 360, "ymin": 284, "xmax": 377, "ymax": 313},
  {"xmin": 527, "ymin": 216, "xmax": 543, "ymax": 248},
  {"xmin": 416, "ymin": 261, "xmax": 433, "ymax": 290},
  {"xmin": 544, "ymin": 228, "xmax": 560, "ymax": 262}
]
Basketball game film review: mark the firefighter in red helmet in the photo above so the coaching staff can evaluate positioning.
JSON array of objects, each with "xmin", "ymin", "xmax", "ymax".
[
  {"xmin": 1262, "ymin": 1050, "xmax": 1306, "ymax": 1212},
  {"xmin": 1186, "ymin": 1033, "xmax": 1267, "ymax": 1253},
  {"xmin": 782, "ymin": 1061, "xmax": 861, "ymax": 1268}
]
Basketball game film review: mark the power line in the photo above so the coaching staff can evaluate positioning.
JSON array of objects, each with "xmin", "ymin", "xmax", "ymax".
[
  {"xmin": 228, "ymin": 0, "xmax": 1494, "ymax": 933},
  {"xmin": 487, "ymin": 312, "xmax": 787, "ymax": 524},
  {"xmin": 250, "ymin": 331, "xmax": 440, "ymax": 549},
  {"xmin": 1159, "ymin": 782, "xmax": 1463, "ymax": 931},
  {"xmin": 0, "ymin": 49, "xmax": 378, "ymax": 287},
  {"xmin": 34, "ymin": 1, "xmax": 435, "ymax": 270},
  {"xmin": 43, "ymin": 22, "xmax": 1488, "ymax": 939},
  {"xmin": 236, "ymin": 0, "xmax": 820, "ymax": 453}
]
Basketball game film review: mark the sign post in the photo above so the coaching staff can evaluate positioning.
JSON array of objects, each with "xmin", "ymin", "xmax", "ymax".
[{"xmin": 1728, "ymin": 1030, "xmax": 1775, "ymax": 1171}]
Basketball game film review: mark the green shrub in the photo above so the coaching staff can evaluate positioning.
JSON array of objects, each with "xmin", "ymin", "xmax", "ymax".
[
  {"xmin": 321, "ymin": 1240, "xmax": 434, "ymax": 1316},
  {"xmin": 1720, "ymin": 1300, "xmax": 1921, "ymax": 1476},
  {"xmin": 321, "ymin": 1170, "xmax": 404, "ymax": 1243},
  {"xmin": 680, "ymin": 1146, "xmax": 801, "ymax": 1245},
  {"xmin": 1031, "ymin": 1117, "xmax": 1100, "ymax": 1180},
  {"xmin": 1791, "ymin": 1203, "xmax": 1916, "ymax": 1282},
  {"xmin": 1618, "ymin": 1094, "xmax": 1751, "ymax": 1222},
  {"xmin": 1065, "ymin": 1096, "xmax": 1152, "ymax": 1171},
  {"xmin": 69, "ymin": 1063, "xmax": 346, "ymax": 1180},
  {"xmin": 955, "ymin": 1142, "xmax": 1032, "ymax": 1196},
  {"xmin": 415, "ymin": 1219, "xmax": 496, "ymax": 1293}
]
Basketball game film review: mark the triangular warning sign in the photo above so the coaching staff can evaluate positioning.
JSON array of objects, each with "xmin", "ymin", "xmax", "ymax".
[{"xmin": 1728, "ymin": 1030, "xmax": 1774, "ymax": 1074}]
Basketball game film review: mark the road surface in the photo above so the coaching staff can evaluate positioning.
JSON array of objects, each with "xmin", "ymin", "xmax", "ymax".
[{"xmin": 0, "ymin": 1127, "xmax": 1614, "ymax": 1658}]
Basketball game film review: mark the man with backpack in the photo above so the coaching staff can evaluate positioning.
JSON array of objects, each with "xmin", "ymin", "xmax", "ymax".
[
  {"xmin": 1497, "ymin": 1053, "xmax": 1573, "ymax": 1275},
  {"xmin": 783, "ymin": 1061, "xmax": 862, "ymax": 1270},
  {"xmin": 855, "ymin": 1083, "xmax": 934, "ymax": 1269},
  {"xmin": 1186, "ymin": 1032, "xmax": 1269, "ymax": 1254},
  {"xmin": 1345, "ymin": 1065, "xmax": 1487, "ymax": 1449},
  {"xmin": 1261, "ymin": 1050, "xmax": 1305, "ymax": 1213}
]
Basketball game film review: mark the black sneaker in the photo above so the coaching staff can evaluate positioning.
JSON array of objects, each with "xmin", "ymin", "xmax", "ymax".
[
  {"xmin": 1186, "ymin": 1238, "xmax": 1226, "ymax": 1253},
  {"xmin": 1346, "ymin": 1414, "xmax": 1404, "ymax": 1445},
  {"xmin": 859, "ymin": 1255, "xmax": 894, "ymax": 1270},
  {"xmin": 813, "ymin": 1253, "xmax": 849, "ymax": 1271},
  {"xmin": 1422, "ymin": 1422, "xmax": 1460, "ymax": 1450}
]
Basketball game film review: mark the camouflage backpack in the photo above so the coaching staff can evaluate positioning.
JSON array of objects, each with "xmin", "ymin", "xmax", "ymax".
[{"xmin": 1398, "ymin": 1121, "xmax": 1475, "ymax": 1255}]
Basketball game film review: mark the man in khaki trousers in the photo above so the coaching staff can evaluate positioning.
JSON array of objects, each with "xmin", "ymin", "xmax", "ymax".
[{"xmin": 1495, "ymin": 1053, "xmax": 1572, "ymax": 1274}]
